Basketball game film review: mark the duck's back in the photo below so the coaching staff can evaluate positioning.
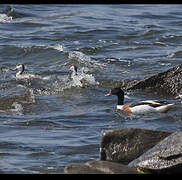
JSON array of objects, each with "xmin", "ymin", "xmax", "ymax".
[{"xmin": 117, "ymin": 100, "xmax": 173, "ymax": 115}]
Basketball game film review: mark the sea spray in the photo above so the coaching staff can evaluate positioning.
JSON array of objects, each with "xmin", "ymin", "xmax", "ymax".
[{"xmin": 0, "ymin": 13, "xmax": 12, "ymax": 23}]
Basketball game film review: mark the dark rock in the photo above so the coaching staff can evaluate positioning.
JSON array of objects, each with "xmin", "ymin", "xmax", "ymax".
[
  {"xmin": 64, "ymin": 160, "xmax": 138, "ymax": 174},
  {"xmin": 129, "ymin": 131, "xmax": 182, "ymax": 174},
  {"xmin": 100, "ymin": 128, "xmax": 170, "ymax": 164},
  {"xmin": 64, "ymin": 164, "xmax": 105, "ymax": 174},
  {"xmin": 86, "ymin": 160, "xmax": 138, "ymax": 174},
  {"xmin": 125, "ymin": 63, "xmax": 182, "ymax": 97},
  {"xmin": 0, "ymin": 88, "xmax": 34, "ymax": 110}
]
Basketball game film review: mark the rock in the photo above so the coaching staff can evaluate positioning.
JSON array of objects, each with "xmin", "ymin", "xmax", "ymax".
[
  {"xmin": 64, "ymin": 160, "xmax": 138, "ymax": 174},
  {"xmin": 64, "ymin": 164, "xmax": 105, "ymax": 174},
  {"xmin": 0, "ymin": 87, "xmax": 34, "ymax": 110},
  {"xmin": 126, "ymin": 63, "xmax": 182, "ymax": 97},
  {"xmin": 100, "ymin": 128, "xmax": 170, "ymax": 164},
  {"xmin": 86, "ymin": 160, "xmax": 138, "ymax": 174},
  {"xmin": 129, "ymin": 131, "xmax": 182, "ymax": 174}
]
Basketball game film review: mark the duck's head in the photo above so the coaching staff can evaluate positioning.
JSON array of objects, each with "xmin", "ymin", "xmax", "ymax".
[
  {"xmin": 13, "ymin": 63, "xmax": 25, "ymax": 74},
  {"xmin": 70, "ymin": 65, "xmax": 77, "ymax": 73},
  {"xmin": 70, "ymin": 65, "xmax": 78, "ymax": 76},
  {"xmin": 105, "ymin": 87, "xmax": 124, "ymax": 105},
  {"xmin": 13, "ymin": 63, "xmax": 24, "ymax": 70},
  {"xmin": 105, "ymin": 87, "xmax": 124, "ymax": 97}
]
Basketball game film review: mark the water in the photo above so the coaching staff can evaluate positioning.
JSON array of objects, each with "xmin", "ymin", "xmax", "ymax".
[{"xmin": 1, "ymin": 4, "xmax": 182, "ymax": 174}]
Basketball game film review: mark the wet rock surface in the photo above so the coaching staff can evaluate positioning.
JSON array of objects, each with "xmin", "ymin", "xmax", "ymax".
[
  {"xmin": 124, "ymin": 63, "xmax": 182, "ymax": 97},
  {"xmin": 64, "ymin": 163, "xmax": 105, "ymax": 174},
  {"xmin": 64, "ymin": 160, "xmax": 138, "ymax": 174},
  {"xmin": 129, "ymin": 131, "xmax": 182, "ymax": 174},
  {"xmin": 64, "ymin": 128, "xmax": 182, "ymax": 174},
  {"xmin": 85, "ymin": 160, "xmax": 138, "ymax": 174},
  {"xmin": 100, "ymin": 128, "xmax": 171, "ymax": 164}
]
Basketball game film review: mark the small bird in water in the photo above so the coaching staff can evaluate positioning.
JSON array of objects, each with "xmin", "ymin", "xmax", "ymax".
[
  {"xmin": 105, "ymin": 87, "xmax": 174, "ymax": 115},
  {"xmin": 12, "ymin": 63, "xmax": 41, "ymax": 79},
  {"xmin": 70, "ymin": 65, "xmax": 78, "ymax": 78},
  {"xmin": 69, "ymin": 65, "xmax": 87, "ymax": 88}
]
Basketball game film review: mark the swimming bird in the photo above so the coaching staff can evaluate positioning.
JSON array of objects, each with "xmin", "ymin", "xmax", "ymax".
[
  {"xmin": 70, "ymin": 65, "xmax": 78, "ymax": 78},
  {"xmin": 105, "ymin": 87, "xmax": 174, "ymax": 115},
  {"xmin": 69, "ymin": 65, "xmax": 87, "ymax": 88},
  {"xmin": 13, "ymin": 63, "xmax": 41, "ymax": 79}
]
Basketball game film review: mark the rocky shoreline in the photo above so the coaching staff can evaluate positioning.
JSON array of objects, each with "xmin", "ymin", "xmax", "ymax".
[
  {"xmin": 118, "ymin": 62, "xmax": 182, "ymax": 98},
  {"xmin": 63, "ymin": 64, "xmax": 182, "ymax": 174},
  {"xmin": 63, "ymin": 127, "xmax": 182, "ymax": 174}
]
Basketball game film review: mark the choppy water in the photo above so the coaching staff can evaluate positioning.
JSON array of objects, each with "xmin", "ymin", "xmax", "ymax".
[{"xmin": 1, "ymin": 4, "xmax": 182, "ymax": 174}]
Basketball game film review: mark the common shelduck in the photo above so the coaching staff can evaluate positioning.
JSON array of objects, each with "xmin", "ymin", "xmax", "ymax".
[
  {"xmin": 13, "ymin": 63, "xmax": 41, "ymax": 79},
  {"xmin": 105, "ymin": 87, "xmax": 174, "ymax": 115},
  {"xmin": 70, "ymin": 65, "xmax": 78, "ymax": 79},
  {"xmin": 69, "ymin": 65, "xmax": 88, "ymax": 88}
]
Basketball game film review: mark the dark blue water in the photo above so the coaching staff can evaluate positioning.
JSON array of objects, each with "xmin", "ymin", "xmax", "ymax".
[{"xmin": 1, "ymin": 4, "xmax": 182, "ymax": 173}]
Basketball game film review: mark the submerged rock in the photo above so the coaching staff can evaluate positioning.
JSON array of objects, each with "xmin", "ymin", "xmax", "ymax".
[
  {"xmin": 64, "ymin": 160, "xmax": 138, "ymax": 174},
  {"xmin": 100, "ymin": 128, "xmax": 170, "ymax": 164},
  {"xmin": 129, "ymin": 131, "xmax": 182, "ymax": 174},
  {"xmin": 125, "ymin": 63, "xmax": 182, "ymax": 97},
  {"xmin": 64, "ymin": 164, "xmax": 104, "ymax": 174},
  {"xmin": 86, "ymin": 160, "xmax": 138, "ymax": 174},
  {"xmin": 0, "ymin": 87, "xmax": 35, "ymax": 111}
]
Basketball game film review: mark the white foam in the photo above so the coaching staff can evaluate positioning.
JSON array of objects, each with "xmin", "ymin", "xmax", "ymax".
[
  {"xmin": 70, "ymin": 66, "xmax": 99, "ymax": 87},
  {"xmin": 167, "ymin": 52, "xmax": 175, "ymax": 58},
  {"xmin": 42, "ymin": 76, "xmax": 52, "ymax": 80},
  {"xmin": 71, "ymin": 75, "xmax": 84, "ymax": 87},
  {"xmin": 15, "ymin": 44, "xmax": 65, "ymax": 53},
  {"xmin": 0, "ymin": 13, "xmax": 12, "ymax": 23},
  {"xmin": 28, "ymin": 88, "xmax": 36, "ymax": 103},
  {"xmin": 46, "ymin": 68, "xmax": 99, "ymax": 93},
  {"xmin": 69, "ymin": 51, "xmax": 91, "ymax": 62},
  {"xmin": 68, "ymin": 51, "xmax": 106, "ymax": 68},
  {"xmin": 11, "ymin": 102, "xmax": 23, "ymax": 115},
  {"xmin": 48, "ymin": 44, "xmax": 64, "ymax": 52}
]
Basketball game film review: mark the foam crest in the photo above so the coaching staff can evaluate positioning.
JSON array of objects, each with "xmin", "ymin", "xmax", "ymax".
[
  {"xmin": 71, "ymin": 66, "xmax": 99, "ymax": 87},
  {"xmin": 48, "ymin": 44, "xmax": 64, "ymax": 52},
  {"xmin": 10, "ymin": 102, "xmax": 23, "ymax": 115},
  {"xmin": 68, "ymin": 51, "xmax": 106, "ymax": 68},
  {"xmin": 79, "ymin": 72, "xmax": 99, "ymax": 86},
  {"xmin": 0, "ymin": 13, "xmax": 12, "ymax": 23},
  {"xmin": 28, "ymin": 88, "xmax": 36, "ymax": 103},
  {"xmin": 37, "ymin": 69, "xmax": 99, "ymax": 95}
]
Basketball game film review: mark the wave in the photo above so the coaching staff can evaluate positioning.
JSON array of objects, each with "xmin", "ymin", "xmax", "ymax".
[
  {"xmin": 68, "ymin": 51, "xmax": 106, "ymax": 69},
  {"xmin": 15, "ymin": 44, "xmax": 65, "ymax": 52},
  {"xmin": 0, "ymin": 44, "xmax": 66, "ymax": 58},
  {"xmin": 7, "ymin": 70, "xmax": 98, "ymax": 96},
  {"xmin": 167, "ymin": 50, "xmax": 182, "ymax": 58},
  {"xmin": 34, "ymin": 72, "xmax": 99, "ymax": 96},
  {"xmin": 70, "ymin": 67, "xmax": 100, "ymax": 87},
  {"xmin": 159, "ymin": 34, "xmax": 182, "ymax": 45},
  {"xmin": 0, "ymin": 13, "xmax": 12, "ymax": 23},
  {"xmin": 47, "ymin": 44, "xmax": 64, "ymax": 52},
  {"xmin": 0, "ymin": 5, "xmax": 28, "ymax": 23},
  {"xmin": 2, "ymin": 5, "xmax": 33, "ymax": 19}
]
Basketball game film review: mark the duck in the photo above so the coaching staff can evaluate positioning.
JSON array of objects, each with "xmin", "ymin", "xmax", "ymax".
[
  {"xmin": 69, "ymin": 65, "xmax": 87, "ymax": 88},
  {"xmin": 105, "ymin": 87, "xmax": 174, "ymax": 115},
  {"xmin": 12, "ymin": 63, "xmax": 41, "ymax": 79},
  {"xmin": 70, "ymin": 65, "xmax": 78, "ymax": 78}
]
